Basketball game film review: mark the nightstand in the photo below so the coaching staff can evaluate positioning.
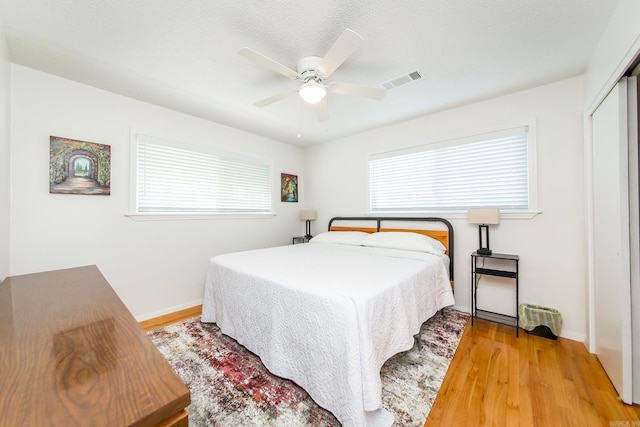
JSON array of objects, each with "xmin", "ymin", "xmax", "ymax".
[
  {"xmin": 471, "ymin": 251, "xmax": 520, "ymax": 336},
  {"xmin": 292, "ymin": 236, "xmax": 310, "ymax": 244}
]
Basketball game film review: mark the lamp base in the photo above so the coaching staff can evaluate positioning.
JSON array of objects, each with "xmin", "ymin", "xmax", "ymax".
[
  {"xmin": 304, "ymin": 219, "xmax": 313, "ymax": 241},
  {"xmin": 477, "ymin": 248, "xmax": 492, "ymax": 256}
]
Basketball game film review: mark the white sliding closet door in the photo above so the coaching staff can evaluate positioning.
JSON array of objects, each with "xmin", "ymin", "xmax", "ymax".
[
  {"xmin": 628, "ymin": 74, "xmax": 640, "ymax": 404},
  {"xmin": 591, "ymin": 78, "xmax": 634, "ymax": 404}
]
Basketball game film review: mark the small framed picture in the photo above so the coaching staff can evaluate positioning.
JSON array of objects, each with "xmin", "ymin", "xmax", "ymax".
[{"xmin": 281, "ymin": 173, "xmax": 298, "ymax": 202}]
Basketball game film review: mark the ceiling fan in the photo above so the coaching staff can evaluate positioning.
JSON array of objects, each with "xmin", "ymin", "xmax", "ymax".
[{"xmin": 239, "ymin": 29, "xmax": 387, "ymax": 122}]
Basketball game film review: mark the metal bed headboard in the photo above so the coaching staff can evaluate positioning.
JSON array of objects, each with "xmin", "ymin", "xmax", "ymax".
[{"xmin": 327, "ymin": 216, "xmax": 454, "ymax": 282}]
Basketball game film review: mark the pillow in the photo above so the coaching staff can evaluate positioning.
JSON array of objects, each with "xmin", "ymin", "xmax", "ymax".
[
  {"xmin": 309, "ymin": 231, "xmax": 371, "ymax": 245},
  {"xmin": 361, "ymin": 231, "xmax": 446, "ymax": 255}
]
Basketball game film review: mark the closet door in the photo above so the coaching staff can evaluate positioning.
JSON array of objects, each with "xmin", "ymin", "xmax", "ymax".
[
  {"xmin": 592, "ymin": 78, "xmax": 633, "ymax": 404},
  {"xmin": 628, "ymin": 74, "xmax": 640, "ymax": 404}
]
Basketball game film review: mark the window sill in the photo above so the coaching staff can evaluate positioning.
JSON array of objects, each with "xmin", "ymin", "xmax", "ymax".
[
  {"xmin": 125, "ymin": 212, "xmax": 276, "ymax": 221},
  {"xmin": 366, "ymin": 211, "xmax": 541, "ymax": 220}
]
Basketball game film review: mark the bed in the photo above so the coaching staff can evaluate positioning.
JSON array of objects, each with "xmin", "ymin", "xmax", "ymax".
[{"xmin": 202, "ymin": 217, "xmax": 455, "ymax": 426}]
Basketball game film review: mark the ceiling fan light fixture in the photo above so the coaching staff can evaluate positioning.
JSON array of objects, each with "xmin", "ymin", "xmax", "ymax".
[{"xmin": 299, "ymin": 80, "xmax": 326, "ymax": 104}]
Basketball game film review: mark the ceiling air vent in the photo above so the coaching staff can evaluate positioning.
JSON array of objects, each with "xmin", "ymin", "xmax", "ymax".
[{"xmin": 380, "ymin": 68, "xmax": 424, "ymax": 90}]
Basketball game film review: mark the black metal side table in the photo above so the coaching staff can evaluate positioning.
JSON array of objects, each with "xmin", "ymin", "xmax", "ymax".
[{"xmin": 471, "ymin": 251, "xmax": 520, "ymax": 336}]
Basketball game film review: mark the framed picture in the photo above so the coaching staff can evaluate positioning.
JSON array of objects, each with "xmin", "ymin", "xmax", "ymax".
[
  {"xmin": 49, "ymin": 136, "xmax": 111, "ymax": 195},
  {"xmin": 281, "ymin": 173, "xmax": 298, "ymax": 202}
]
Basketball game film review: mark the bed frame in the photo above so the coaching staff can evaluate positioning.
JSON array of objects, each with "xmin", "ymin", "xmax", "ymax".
[{"xmin": 327, "ymin": 216, "xmax": 454, "ymax": 284}]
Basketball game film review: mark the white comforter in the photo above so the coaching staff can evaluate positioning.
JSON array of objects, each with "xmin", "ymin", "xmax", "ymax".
[{"xmin": 201, "ymin": 242, "xmax": 455, "ymax": 426}]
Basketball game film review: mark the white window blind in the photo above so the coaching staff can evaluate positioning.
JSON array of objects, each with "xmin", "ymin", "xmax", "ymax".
[
  {"xmin": 369, "ymin": 126, "xmax": 530, "ymax": 212},
  {"xmin": 135, "ymin": 134, "xmax": 272, "ymax": 214}
]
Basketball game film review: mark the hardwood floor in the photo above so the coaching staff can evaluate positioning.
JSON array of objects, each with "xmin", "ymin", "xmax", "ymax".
[
  {"xmin": 426, "ymin": 318, "xmax": 640, "ymax": 426},
  {"xmin": 140, "ymin": 306, "xmax": 640, "ymax": 426}
]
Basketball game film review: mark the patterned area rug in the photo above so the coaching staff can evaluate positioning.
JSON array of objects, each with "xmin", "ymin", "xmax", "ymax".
[{"xmin": 148, "ymin": 308, "xmax": 469, "ymax": 427}]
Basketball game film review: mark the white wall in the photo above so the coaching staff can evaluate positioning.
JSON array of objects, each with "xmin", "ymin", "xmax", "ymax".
[
  {"xmin": 0, "ymin": 24, "xmax": 10, "ymax": 282},
  {"xmin": 305, "ymin": 76, "xmax": 587, "ymax": 341},
  {"xmin": 584, "ymin": 0, "xmax": 640, "ymax": 113},
  {"xmin": 9, "ymin": 65, "xmax": 306, "ymax": 319}
]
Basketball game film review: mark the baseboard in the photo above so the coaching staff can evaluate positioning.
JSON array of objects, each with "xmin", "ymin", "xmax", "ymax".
[
  {"xmin": 138, "ymin": 302, "xmax": 203, "ymax": 332},
  {"xmin": 136, "ymin": 299, "xmax": 203, "ymax": 323},
  {"xmin": 558, "ymin": 330, "xmax": 586, "ymax": 343},
  {"xmin": 455, "ymin": 304, "xmax": 586, "ymax": 343},
  {"xmin": 451, "ymin": 304, "xmax": 470, "ymax": 314}
]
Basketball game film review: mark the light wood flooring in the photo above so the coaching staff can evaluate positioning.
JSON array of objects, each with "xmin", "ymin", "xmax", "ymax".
[
  {"xmin": 141, "ymin": 306, "xmax": 640, "ymax": 426},
  {"xmin": 427, "ymin": 318, "xmax": 640, "ymax": 426}
]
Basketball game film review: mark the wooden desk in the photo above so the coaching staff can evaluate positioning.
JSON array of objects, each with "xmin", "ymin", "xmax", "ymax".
[{"xmin": 0, "ymin": 265, "xmax": 190, "ymax": 426}]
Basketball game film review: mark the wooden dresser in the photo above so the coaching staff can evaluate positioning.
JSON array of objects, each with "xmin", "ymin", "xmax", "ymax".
[{"xmin": 0, "ymin": 265, "xmax": 190, "ymax": 426}]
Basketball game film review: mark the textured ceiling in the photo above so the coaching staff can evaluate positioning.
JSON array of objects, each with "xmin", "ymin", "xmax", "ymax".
[{"xmin": 0, "ymin": 0, "xmax": 618, "ymax": 146}]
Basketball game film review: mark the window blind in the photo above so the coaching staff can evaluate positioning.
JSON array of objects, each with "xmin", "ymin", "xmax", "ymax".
[
  {"xmin": 135, "ymin": 135, "xmax": 272, "ymax": 214},
  {"xmin": 369, "ymin": 127, "xmax": 529, "ymax": 212}
]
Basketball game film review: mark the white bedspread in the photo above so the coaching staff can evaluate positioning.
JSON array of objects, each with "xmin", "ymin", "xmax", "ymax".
[{"xmin": 202, "ymin": 242, "xmax": 455, "ymax": 426}]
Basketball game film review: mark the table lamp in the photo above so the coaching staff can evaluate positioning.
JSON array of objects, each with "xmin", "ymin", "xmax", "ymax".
[
  {"xmin": 467, "ymin": 208, "xmax": 500, "ymax": 255},
  {"xmin": 300, "ymin": 210, "xmax": 317, "ymax": 239}
]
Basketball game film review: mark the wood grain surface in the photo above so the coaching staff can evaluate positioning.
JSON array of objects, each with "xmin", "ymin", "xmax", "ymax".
[{"xmin": 0, "ymin": 265, "xmax": 190, "ymax": 427}]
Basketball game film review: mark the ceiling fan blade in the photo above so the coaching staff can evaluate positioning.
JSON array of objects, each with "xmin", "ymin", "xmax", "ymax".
[
  {"xmin": 329, "ymin": 82, "xmax": 387, "ymax": 100},
  {"xmin": 239, "ymin": 47, "xmax": 299, "ymax": 79},
  {"xmin": 316, "ymin": 29, "xmax": 363, "ymax": 78},
  {"xmin": 314, "ymin": 97, "xmax": 329, "ymax": 122},
  {"xmin": 253, "ymin": 89, "xmax": 298, "ymax": 107}
]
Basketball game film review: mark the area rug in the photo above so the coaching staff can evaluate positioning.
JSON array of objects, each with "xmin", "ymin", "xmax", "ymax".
[{"xmin": 147, "ymin": 308, "xmax": 469, "ymax": 427}]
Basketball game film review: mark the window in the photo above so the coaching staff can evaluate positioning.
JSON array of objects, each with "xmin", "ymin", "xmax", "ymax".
[
  {"xmin": 369, "ymin": 126, "xmax": 533, "ymax": 213},
  {"xmin": 132, "ymin": 133, "xmax": 272, "ymax": 215}
]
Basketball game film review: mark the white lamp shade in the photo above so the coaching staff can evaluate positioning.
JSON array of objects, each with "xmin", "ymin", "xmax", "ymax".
[
  {"xmin": 467, "ymin": 208, "xmax": 500, "ymax": 225},
  {"xmin": 299, "ymin": 81, "xmax": 326, "ymax": 104},
  {"xmin": 300, "ymin": 210, "xmax": 317, "ymax": 220}
]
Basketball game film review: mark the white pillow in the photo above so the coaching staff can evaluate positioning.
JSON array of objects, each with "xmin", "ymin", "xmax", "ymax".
[
  {"xmin": 361, "ymin": 231, "xmax": 446, "ymax": 255},
  {"xmin": 309, "ymin": 231, "xmax": 371, "ymax": 245}
]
